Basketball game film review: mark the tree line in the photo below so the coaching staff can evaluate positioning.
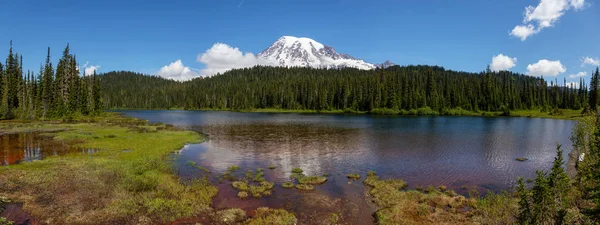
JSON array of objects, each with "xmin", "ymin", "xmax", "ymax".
[
  {"xmin": 0, "ymin": 42, "xmax": 102, "ymax": 120},
  {"xmin": 100, "ymin": 66, "xmax": 598, "ymax": 114}
]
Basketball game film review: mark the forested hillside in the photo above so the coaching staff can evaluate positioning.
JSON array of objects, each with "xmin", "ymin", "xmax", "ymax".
[
  {"xmin": 100, "ymin": 66, "xmax": 596, "ymax": 113},
  {"xmin": 99, "ymin": 71, "xmax": 185, "ymax": 109}
]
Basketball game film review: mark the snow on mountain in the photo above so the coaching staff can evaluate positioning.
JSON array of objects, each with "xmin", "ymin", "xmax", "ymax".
[{"xmin": 258, "ymin": 36, "xmax": 377, "ymax": 70}]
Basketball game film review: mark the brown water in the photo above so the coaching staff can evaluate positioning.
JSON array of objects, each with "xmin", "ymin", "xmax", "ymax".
[
  {"xmin": 0, "ymin": 132, "xmax": 96, "ymax": 166},
  {"xmin": 119, "ymin": 110, "xmax": 576, "ymax": 224}
]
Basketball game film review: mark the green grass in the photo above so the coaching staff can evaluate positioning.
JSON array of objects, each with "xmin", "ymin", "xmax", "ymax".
[
  {"xmin": 509, "ymin": 109, "xmax": 584, "ymax": 120},
  {"xmin": 247, "ymin": 207, "xmax": 297, "ymax": 225},
  {"xmin": 291, "ymin": 167, "xmax": 303, "ymax": 173},
  {"xmin": 0, "ymin": 117, "xmax": 217, "ymax": 224}
]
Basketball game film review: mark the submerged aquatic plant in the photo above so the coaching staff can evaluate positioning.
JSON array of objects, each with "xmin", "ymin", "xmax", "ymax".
[
  {"xmin": 298, "ymin": 176, "xmax": 327, "ymax": 185},
  {"xmin": 282, "ymin": 182, "xmax": 294, "ymax": 188},
  {"xmin": 237, "ymin": 191, "xmax": 249, "ymax": 199},
  {"xmin": 295, "ymin": 184, "xmax": 315, "ymax": 191},
  {"xmin": 347, "ymin": 173, "xmax": 361, "ymax": 180},
  {"xmin": 232, "ymin": 181, "xmax": 249, "ymax": 191},
  {"xmin": 228, "ymin": 165, "xmax": 241, "ymax": 171},
  {"xmin": 291, "ymin": 168, "xmax": 303, "ymax": 173},
  {"xmin": 232, "ymin": 180, "xmax": 274, "ymax": 198}
]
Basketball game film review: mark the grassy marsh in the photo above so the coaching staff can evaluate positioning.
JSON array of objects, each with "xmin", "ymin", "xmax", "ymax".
[{"xmin": 0, "ymin": 115, "xmax": 218, "ymax": 224}]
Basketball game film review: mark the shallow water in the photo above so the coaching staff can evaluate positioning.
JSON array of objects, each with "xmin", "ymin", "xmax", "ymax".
[
  {"xmin": 0, "ymin": 132, "xmax": 96, "ymax": 166},
  {"xmin": 119, "ymin": 110, "xmax": 576, "ymax": 223}
]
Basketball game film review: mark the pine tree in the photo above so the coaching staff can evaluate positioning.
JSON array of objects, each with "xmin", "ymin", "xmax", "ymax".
[
  {"xmin": 0, "ymin": 62, "xmax": 4, "ymax": 119},
  {"xmin": 91, "ymin": 70, "xmax": 102, "ymax": 113},
  {"xmin": 517, "ymin": 177, "xmax": 532, "ymax": 225},
  {"xmin": 589, "ymin": 68, "xmax": 599, "ymax": 110},
  {"xmin": 42, "ymin": 47, "xmax": 54, "ymax": 118},
  {"xmin": 531, "ymin": 170, "xmax": 553, "ymax": 224},
  {"xmin": 547, "ymin": 145, "xmax": 571, "ymax": 224}
]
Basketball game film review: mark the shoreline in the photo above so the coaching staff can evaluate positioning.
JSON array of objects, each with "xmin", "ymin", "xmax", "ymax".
[{"xmin": 109, "ymin": 107, "xmax": 585, "ymax": 120}]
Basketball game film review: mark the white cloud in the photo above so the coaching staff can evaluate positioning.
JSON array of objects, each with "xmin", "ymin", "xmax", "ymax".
[
  {"xmin": 157, "ymin": 60, "xmax": 199, "ymax": 81},
  {"xmin": 570, "ymin": 0, "xmax": 586, "ymax": 9},
  {"xmin": 510, "ymin": 25, "xmax": 538, "ymax": 41},
  {"xmin": 582, "ymin": 57, "xmax": 600, "ymax": 66},
  {"xmin": 510, "ymin": 0, "xmax": 586, "ymax": 41},
  {"xmin": 568, "ymin": 71, "xmax": 588, "ymax": 78},
  {"xmin": 82, "ymin": 61, "xmax": 100, "ymax": 76},
  {"xmin": 526, "ymin": 59, "xmax": 566, "ymax": 76},
  {"xmin": 196, "ymin": 43, "xmax": 276, "ymax": 76},
  {"xmin": 490, "ymin": 54, "xmax": 517, "ymax": 71}
]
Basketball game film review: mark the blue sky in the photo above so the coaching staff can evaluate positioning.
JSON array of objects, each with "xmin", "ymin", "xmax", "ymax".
[{"xmin": 0, "ymin": 0, "xmax": 599, "ymax": 82}]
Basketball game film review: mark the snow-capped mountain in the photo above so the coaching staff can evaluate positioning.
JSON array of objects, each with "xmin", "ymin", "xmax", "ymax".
[{"xmin": 258, "ymin": 36, "xmax": 377, "ymax": 70}]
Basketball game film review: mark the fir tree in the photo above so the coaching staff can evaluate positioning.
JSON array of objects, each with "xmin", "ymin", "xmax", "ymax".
[{"xmin": 517, "ymin": 177, "xmax": 532, "ymax": 225}]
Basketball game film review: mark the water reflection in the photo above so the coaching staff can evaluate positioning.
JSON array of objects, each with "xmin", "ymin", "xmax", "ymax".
[
  {"xmin": 0, "ymin": 132, "xmax": 96, "ymax": 166},
  {"xmin": 118, "ymin": 110, "xmax": 576, "ymax": 224}
]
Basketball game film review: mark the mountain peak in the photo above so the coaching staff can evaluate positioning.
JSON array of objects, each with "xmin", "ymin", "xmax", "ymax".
[
  {"xmin": 259, "ymin": 36, "xmax": 375, "ymax": 70},
  {"xmin": 377, "ymin": 60, "xmax": 396, "ymax": 68}
]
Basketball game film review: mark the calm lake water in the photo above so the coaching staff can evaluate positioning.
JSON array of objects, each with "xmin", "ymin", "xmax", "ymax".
[{"xmin": 118, "ymin": 110, "xmax": 576, "ymax": 223}]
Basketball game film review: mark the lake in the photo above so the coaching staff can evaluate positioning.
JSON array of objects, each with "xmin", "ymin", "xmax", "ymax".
[{"xmin": 118, "ymin": 110, "xmax": 576, "ymax": 223}]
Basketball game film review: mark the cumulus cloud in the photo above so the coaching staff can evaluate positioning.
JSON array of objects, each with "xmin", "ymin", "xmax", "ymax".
[
  {"xmin": 510, "ymin": 25, "xmax": 538, "ymax": 41},
  {"xmin": 82, "ymin": 61, "xmax": 100, "ymax": 76},
  {"xmin": 526, "ymin": 59, "xmax": 566, "ymax": 76},
  {"xmin": 568, "ymin": 71, "xmax": 588, "ymax": 78},
  {"xmin": 490, "ymin": 54, "xmax": 517, "ymax": 71},
  {"xmin": 582, "ymin": 57, "xmax": 600, "ymax": 66},
  {"xmin": 196, "ymin": 43, "xmax": 276, "ymax": 76},
  {"xmin": 157, "ymin": 60, "xmax": 200, "ymax": 81},
  {"xmin": 510, "ymin": 0, "xmax": 586, "ymax": 41}
]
